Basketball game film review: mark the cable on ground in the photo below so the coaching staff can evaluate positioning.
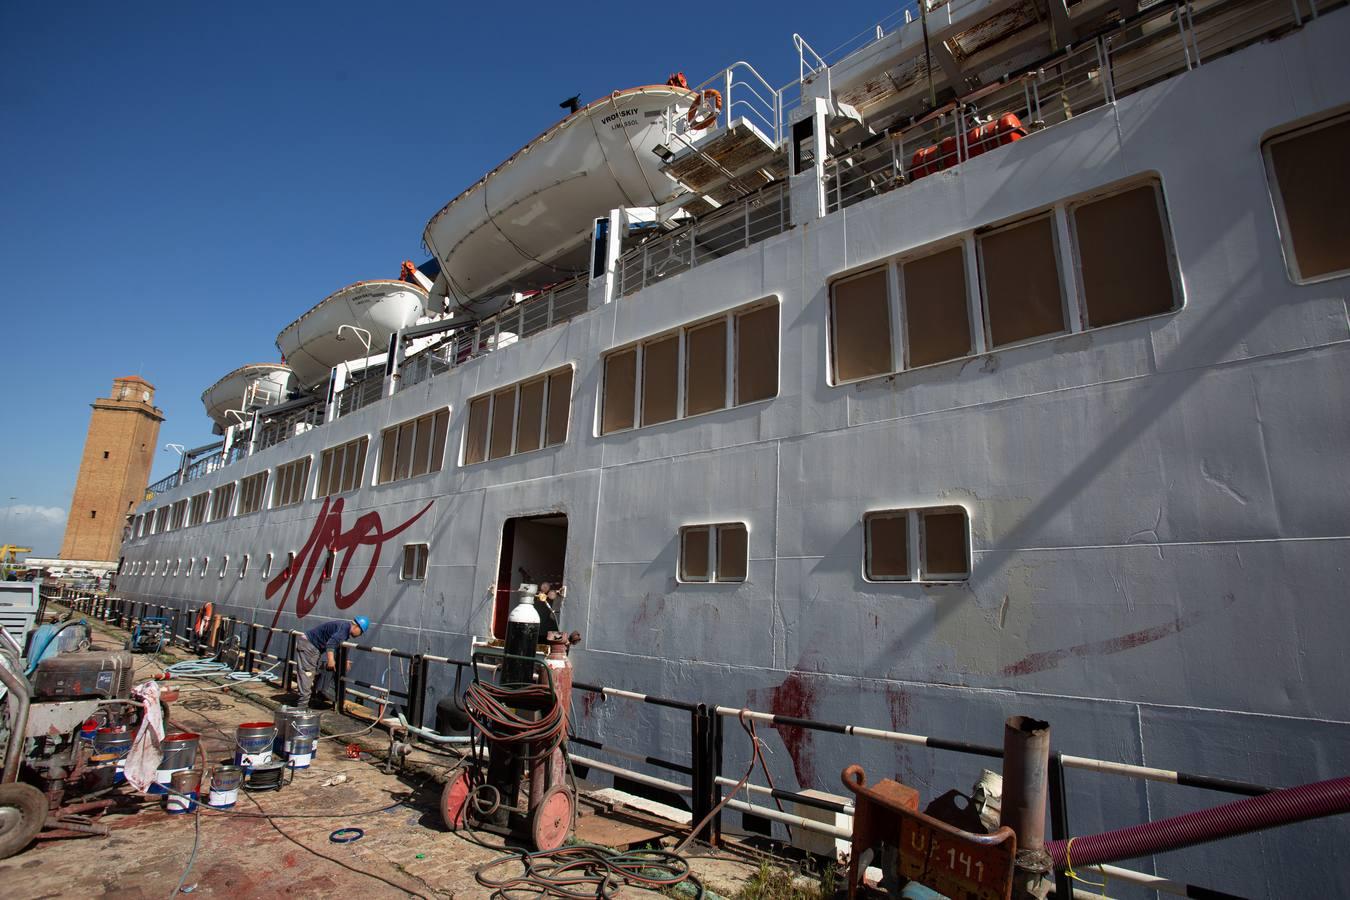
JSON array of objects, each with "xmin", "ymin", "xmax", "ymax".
[{"xmin": 474, "ymin": 844, "xmax": 703, "ymax": 899}]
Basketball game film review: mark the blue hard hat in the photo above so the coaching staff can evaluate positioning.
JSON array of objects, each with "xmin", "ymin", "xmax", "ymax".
[{"xmin": 353, "ymin": 615, "xmax": 370, "ymax": 633}]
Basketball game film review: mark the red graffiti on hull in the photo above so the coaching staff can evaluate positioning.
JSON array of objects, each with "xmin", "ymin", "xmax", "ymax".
[{"xmin": 264, "ymin": 496, "xmax": 433, "ymax": 632}]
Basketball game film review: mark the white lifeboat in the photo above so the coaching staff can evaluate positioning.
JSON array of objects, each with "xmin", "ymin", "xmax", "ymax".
[
  {"xmin": 276, "ymin": 280, "xmax": 428, "ymax": 390},
  {"xmin": 201, "ymin": 364, "xmax": 295, "ymax": 430},
  {"xmin": 423, "ymin": 85, "xmax": 695, "ymax": 308}
]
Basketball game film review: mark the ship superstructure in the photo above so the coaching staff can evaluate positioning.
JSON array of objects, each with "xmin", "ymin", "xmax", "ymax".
[{"xmin": 117, "ymin": 0, "xmax": 1350, "ymax": 893}]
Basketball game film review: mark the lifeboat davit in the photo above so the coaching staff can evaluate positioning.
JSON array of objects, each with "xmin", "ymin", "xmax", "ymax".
[
  {"xmin": 276, "ymin": 280, "xmax": 428, "ymax": 390},
  {"xmin": 201, "ymin": 364, "xmax": 295, "ymax": 430},
  {"xmin": 423, "ymin": 85, "xmax": 695, "ymax": 308}
]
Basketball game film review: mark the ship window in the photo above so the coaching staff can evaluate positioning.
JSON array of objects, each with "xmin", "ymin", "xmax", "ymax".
[
  {"xmin": 174, "ymin": 558, "xmax": 181, "ymax": 576},
  {"xmin": 394, "ymin": 421, "xmax": 415, "ymax": 478},
  {"xmin": 979, "ymin": 214, "xmax": 1066, "ymax": 347},
  {"xmin": 465, "ymin": 396, "xmax": 490, "ymax": 464},
  {"xmin": 920, "ymin": 508, "xmax": 970, "ymax": 581},
  {"xmin": 239, "ymin": 554, "xmax": 249, "ymax": 579},
  {"xmin": 171, "ymin": 499, "xmax": 188, "ymax": 530},
  {"xmin": 735, "ymin": 304, "xmax": 778, "ymax": 404},
  {"xmin": 602, "ymin": 348, "xmax": 638, "ymax": 434},
  {"xmin": 238, "ymin": 471, "xmax": 268, "ymax": 516},
  {"xmin": 188, "ymin": 492, "xmax": 209, "ymax": 526},
  {"xmin": 378, "ymin": 410, "xmax": 449, "ymax": 483},
  {"xmin": 463, "ymin": 367, "xmax": 572, "ymax": 464},
  {"xmin": 903, "ymin": 245, "xmax": 972, "ymax": 367},
  {"xmin": 200, "ymin": 557, "xmax": 209, "ymax": 577},
  {"xmin": 271, "ymin": 456, "xmax": 311, "ymax": 508},
  {"xmin": 685, "ymin": 319, "xmax": 727, "ymax": 415},
  {"xmin": 831, "ymin": 267, "xmax": 893, "ymax": 382},
  {"xmin": 679, "ymin": 523, "xmax": 747, "ymax": 583},
  {"xmin": 322, "ymin": 553, "xmax": 334, "ymax": 581},
  {"xmin": 218, "ymin": 556, "xmax": 228, "ymax": 579},
  {"xmin": 1264, "ymin": 114, "xmax": 1350, "ymax": 282},
  {"xmin": 1073, "ymin": 181, "xmax": 1179, "ymax": 326},
  {"xmin": 261, "ymin": 553, "xmax": 273, "ymax": 580},
  {"xmin": 210, "ymin": 482, "xmax": 235, "ymax": 521},
  {"xmin": 642, "ymin": 334, "xmax": 680, "ymax": 426},
  {"xmin": 318, "ymin": 437, "xmax": 369, "ymax": 497},
  {"xmin": 285, "ymin": 552, "xmax": 295, "ymax": 580},
  {"xmin": 865, "ymin": 506, "xmax": 970, "ymax": 582},
  {"xmin": 489, "ymin": 387, "xmax": 516, "ymax": 460},
  {"xmin": 545, "ymin": 368, "xmax": 572, "ymax": 447},
  {"xmin": 401, "ymin": 543, "xmax": 429, "ymax": 581},
  {"xmin": 516, "ymin": 378, "xmax": 546, "ymax": 453}
]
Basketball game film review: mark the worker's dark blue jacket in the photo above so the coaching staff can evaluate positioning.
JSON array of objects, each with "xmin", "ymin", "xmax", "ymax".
[{"xmin": 304, "ymin": 620, "xmax": 350, "ymax": 653}]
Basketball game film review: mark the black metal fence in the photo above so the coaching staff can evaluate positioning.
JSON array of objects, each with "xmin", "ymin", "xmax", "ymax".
[{"xmin": 50, "ymin": 588, "xmax": 1276, "ymax": 896}]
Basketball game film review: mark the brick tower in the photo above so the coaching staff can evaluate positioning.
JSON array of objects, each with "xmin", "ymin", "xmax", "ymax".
[{"xmin": 60, "ymin": 376, "xmax": 165, "ymax": 562}]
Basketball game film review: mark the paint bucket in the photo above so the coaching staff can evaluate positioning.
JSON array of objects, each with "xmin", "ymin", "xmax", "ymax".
[
  {"xmin": 234, "ymin": 721, "xmax": 276, "ymax": 769},
  {"xmin": 208, "ymin": 764, "xmax": 243, "ymax": 808},
  {"xmin": 275, "ymin": 707, "xmax": 321, "ymax": 767},
  {"xmin": 95, "ymin": 726, "xmax": 133, "ymax": 782},
  {"xmin": 153, "ymin": 732, "xmax": 200, "ymax": 793},
  {"xmin": 86, "ymin": 753, "xmax": 121, "ymax": 792},
  {"xmin": 166, "ymin": 769, "xmax": 200, "ymax": 814}
]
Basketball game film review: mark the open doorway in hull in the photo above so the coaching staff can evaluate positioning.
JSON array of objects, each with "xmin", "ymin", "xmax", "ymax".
[{"xmin": 493, "ymin": 513, "xmax": 568, "ymax": 638}]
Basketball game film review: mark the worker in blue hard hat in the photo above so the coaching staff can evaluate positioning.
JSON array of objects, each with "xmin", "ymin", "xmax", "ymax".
[{"xmin": 295, "ymin": 615, "xmax": 370, "ymax": 709}]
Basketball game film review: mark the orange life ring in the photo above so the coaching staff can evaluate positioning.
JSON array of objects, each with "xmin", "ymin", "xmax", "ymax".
[
  {"xmin": 194, "ymin": 602, "xmax": 214, "ymax": 637},
  {"xmin": 686, "ymin": 89, "xmax": 722, "ymax": 131}
]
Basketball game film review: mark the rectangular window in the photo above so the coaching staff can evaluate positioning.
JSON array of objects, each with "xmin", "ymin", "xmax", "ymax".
[
  {"xmin": 238, "ymin": 471, "xmax": 269, "ymax": 516},
  {"xmin": 602, "ymin": 348, "xmax": 638, "ymax": 434},
  {"xmin": 903, "ymin": 245, "xmax": 972, "ymax": 367},
  {"xmin": 188, "ymin": 493, "xmax": 208, "ymax": 526},
  {"xmin": 318, "ymin": 437, "xmax": 369, "ymax": 497},
  {"xmin": 679, "ymin": 523, "xmax": 748, "ymax": 583},
  {"xmin": 272, "ymin": 457, "xmax": 311, "ymax": 508},
  {"xmin": 261, "ymin": 553, "xmax": 273, "ymax": 580},
  {"xmin": 516, "ymin": 378, "xmax": 546, "ymax": 453},
  {"xmin": 831, "ymin": 268, "xmax": 892, "ymax": 382},
  {"xmin": 218, "ymin": 556, "xmax": 228, "ymax": 579},
  {"xmin": 171, "ymin": 499, "xmax": 188, "ymax": 531},
  {"xmin": 210, "ymin": 483, "xmax": 235, "ymax": 521},
  {"xmin": 465, "ymin": 396, "xmax": 490, "ymax": 464},
  {"xmin": 735, "ymin": 304, "xmax": 778, "ymax": 404},
  {"xmin": 239, "ymin": 554, "xmax": 249, "ymax": 579},
  {"xmin": 463, "ymin": 368, "xmax": 573, "ymax": 464},
  {"xmin": 378, "ymin": 410, "xmax": 449, "ymax": 483},
  {"xmin": 1073, "ymin": 182, "xmax": 1179, "ymax": 327},
  {"xmin": 401, "ymin": 543, "xmax": 429, "ymax": 580},
  {"xmin": 603, "ymin": 300, "xmax": 777, "ymax": 435},
  {"xmin": 1264, "ymin": 114, "xmax": 1350, "ymax": 282},
  {"xmin": 642, "ymin": 334, "xmax": 679, "ymax": 426},
  {"xmin": 489, "ymin": 388, "xmax": 515, "ymax": 460},
  {"xmin": 685, "ymin": 319, "xmax": 727, "ymax": 416},
  {"xmin": 979, "ymin": 214, "xmax": 1065, "ymax": 347},
  {"xmin": 154, "ymin": 506, "xmax": 170, "ymax": 534},
  {"xmin": 864, "ymin": 506, "xmax": 970, "ymax": 582},
  {"xmin": 545, "ymin": 368, "xmax": 572, "ymax": 447}
]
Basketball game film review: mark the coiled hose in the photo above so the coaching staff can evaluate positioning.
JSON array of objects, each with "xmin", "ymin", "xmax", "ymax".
[{"xmin": 1048, "ymin": 776, "xmax": 1350, "ymax": 869}]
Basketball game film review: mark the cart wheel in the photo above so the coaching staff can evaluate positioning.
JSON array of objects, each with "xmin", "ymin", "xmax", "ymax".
[
  {"xmin": 0, "ymin": 783, "xmax": 47, "ymax": 860},
  {"xmin": 440, "ymin": 768, "xmax": 475, "ymax": 831},
  {"xmin": 530, "ymin": 785, "xmax": 573, "ymax": 852}
]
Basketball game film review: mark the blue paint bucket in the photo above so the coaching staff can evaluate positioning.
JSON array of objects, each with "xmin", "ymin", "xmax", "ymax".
[{"xmin": 166, "ymin": 769, "xmax": 200, "ymax": 814}]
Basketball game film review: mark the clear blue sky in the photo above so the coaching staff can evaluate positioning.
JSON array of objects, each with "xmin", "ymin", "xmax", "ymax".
[{"xmin": 0, "ymin": 1, "xmax": 882, "ymax": 557}]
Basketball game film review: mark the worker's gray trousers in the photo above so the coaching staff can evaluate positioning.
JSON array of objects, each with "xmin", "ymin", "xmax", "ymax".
[{"xmin": 295, "ymin": 637, "xmax": 321, "ymax": 708}]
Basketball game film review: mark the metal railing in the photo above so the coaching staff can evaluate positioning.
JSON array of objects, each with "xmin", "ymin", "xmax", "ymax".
[
  {"xmin": 66, "ymin": 587, "xmax": 1338, "ymax": 898},
  {"xmin": 616, "ymin": 180, "xmax": 790, "ymax": 297},
  {"xmin": 398, "ymin": 274, "xmax": 590, "ymax": 392},
  {"xmin": 334, "ymin": 372, "xmax": 384, "ymax": 419},
  {"xmin": 146, "ymin": 472, "xmax": 180, "ymax": 495},
  {"xmin": 256, "ymin": 397, "xmax": 325, "ymax": 451},
  {"xmin": 823, "ymin": 0, "xmax": 1336, "ymax": 214}
]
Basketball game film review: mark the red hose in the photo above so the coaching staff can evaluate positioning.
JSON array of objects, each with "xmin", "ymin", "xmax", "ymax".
[{"xmin": 1048, "ymin": 776, "xmax": 1350, "ymax": 869}]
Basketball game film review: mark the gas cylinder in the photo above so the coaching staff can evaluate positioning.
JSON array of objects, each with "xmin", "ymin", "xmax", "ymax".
[{"xmin": 502, "ymin": 591, "xmax": 540, "ymax": 685}]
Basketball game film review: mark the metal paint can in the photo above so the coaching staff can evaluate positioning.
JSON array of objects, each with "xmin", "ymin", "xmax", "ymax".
[
  {"xmin": 95, "ymin": 726, "xmax": 133, "ymax": 782},
  {"xmin": 166, "ymin": 769, "xmax": 201, "ymax": 813},
  {"xmin": 208, "ymin": 764, "xmax": 243, "ymax": 808},
  {"xmin": 275, "ymin": 707, "xmax": 321, "ymax": 766},
  {"xmin": 235, "ymin": 721, "xmax": 276, "ymax": 768},
  {"xmin": 86, "ymin": 753, "xmax": 121, "ymax": 792},
  {"xmin": 154, "ymin": 732, "xmax": 200, "ymax": 793}
]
